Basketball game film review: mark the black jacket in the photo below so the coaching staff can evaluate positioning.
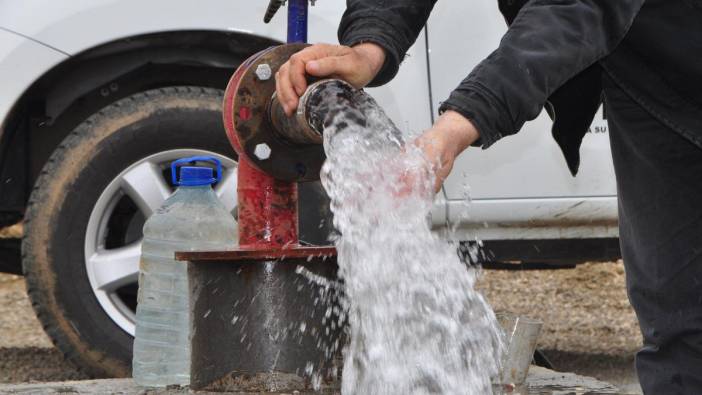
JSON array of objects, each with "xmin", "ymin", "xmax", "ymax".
[{"xmin": 338, "ymin": 0, "xmax": 702, "ymax": 175}]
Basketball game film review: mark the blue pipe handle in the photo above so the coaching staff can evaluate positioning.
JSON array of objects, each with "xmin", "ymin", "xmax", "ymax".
[
  {"xmin": 170, "ymin": 156, "xmax": 223, "ymax": 186},
  {"xmin": 287, "ymin": 0, "xmax": 308, "ymax": 43}
]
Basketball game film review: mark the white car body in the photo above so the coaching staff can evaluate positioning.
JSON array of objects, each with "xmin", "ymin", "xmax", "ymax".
[{"xmin": 0, "ymin": 0, "xmax": 618, "ymax": 241}]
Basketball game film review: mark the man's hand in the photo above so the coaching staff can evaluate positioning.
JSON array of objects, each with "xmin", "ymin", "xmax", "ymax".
[
  {"xmin": 415, "ymin": 110, "xmax": 481, "ymax": 193},
  {"xmin": 275, "ymin": 43, "xmax": 386, "ymax": 115}
]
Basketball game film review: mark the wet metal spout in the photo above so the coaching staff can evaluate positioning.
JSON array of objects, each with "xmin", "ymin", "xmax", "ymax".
[
  {"xmin": 223, "ymin": 44, "xmax": 357, "ymax": 183},
  {"xmin": 268, "ymin": 79, "xmax": 355, "ymax": 146}
]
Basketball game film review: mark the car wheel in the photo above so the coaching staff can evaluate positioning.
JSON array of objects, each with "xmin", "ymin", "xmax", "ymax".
[{"xmin": 22, "ymin": 86, "xmax": 238, "ymax": 377}]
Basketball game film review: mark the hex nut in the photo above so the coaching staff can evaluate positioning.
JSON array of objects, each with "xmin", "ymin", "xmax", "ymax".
[
  {"xmin": 254, "ymin": 143, "xmax": 272, "ymax": 160},
  {"xmin": 255, "ymin": 64, "xmax": 272, "ymax": 81}
]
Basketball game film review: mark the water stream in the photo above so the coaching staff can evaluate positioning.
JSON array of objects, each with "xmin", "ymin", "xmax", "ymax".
[{"xmin": 313, "ymin": 83, "xmax": 503, "ymax": 394}]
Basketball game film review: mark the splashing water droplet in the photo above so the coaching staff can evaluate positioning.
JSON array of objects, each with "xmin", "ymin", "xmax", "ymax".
[{"xmin": 309, "ymin": 83, "xmax": 503, "ymax": 394}]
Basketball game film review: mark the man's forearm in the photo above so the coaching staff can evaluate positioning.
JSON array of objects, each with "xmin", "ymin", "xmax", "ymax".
[
  {"xmin": 338, "ymin": 0, "xmax": 437, "ymax": 86},
  {"xmin": 441, "ymin": 0, "xmax": 645, "ymax": 148},
  {"xmin": 432, "ymin": 110, "xmax": 480, "ymax": 157}
]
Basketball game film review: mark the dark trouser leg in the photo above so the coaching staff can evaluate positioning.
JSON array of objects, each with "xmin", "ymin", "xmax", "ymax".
[{"xmin": 604, "ymin": 76, "xmax": 702, "ymax": 395}]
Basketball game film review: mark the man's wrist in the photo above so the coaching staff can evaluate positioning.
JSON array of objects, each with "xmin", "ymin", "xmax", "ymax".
[
  {"xmin": 351, "ymin": 43, "xmax": 386, "ymax": 79},
  {"xmin": 433, "ymin": 110, "xmax": 480, "ymax": 157}
]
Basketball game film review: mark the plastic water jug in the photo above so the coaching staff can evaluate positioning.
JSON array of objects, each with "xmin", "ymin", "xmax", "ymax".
[{"xmin": 132, "ymin": 156, "xmax": 237, "ymax": 387}]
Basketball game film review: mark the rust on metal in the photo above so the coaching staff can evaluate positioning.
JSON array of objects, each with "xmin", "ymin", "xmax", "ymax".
[
  {"xmin": 188, "ymin": 255, "xmax": 343, "ymax": 391},
  {"xmin": 268, "ymin": 93, "xmax": 322, "ymax": 145},
  {"xmin": 176, "ymin": 245, "xmax": 336, "ymax": 262},
  {"xmin": 223, "ymin": 43, "xmax": 328, "ymax": 182},
  {"xmin": 236, "ymin": 157, "xmax": 299, "ymax": 247},
  {"xmin": 222, "ymin": 46, "xmax": 304, "ymax": 248}
]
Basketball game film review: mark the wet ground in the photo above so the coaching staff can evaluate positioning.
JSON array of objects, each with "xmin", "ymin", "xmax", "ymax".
[
  {"xmin": 0, "ymin": 367, "xmax": 621, "ymax": 395},
  {"xmin": 0, "ymin": 261, "xmax": 642, "ymax": 393}
]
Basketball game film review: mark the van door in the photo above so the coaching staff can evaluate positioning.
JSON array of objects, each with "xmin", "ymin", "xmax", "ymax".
[{"xmin": 426, "ymin": 0, "xmax": 617, "ymax": 239}]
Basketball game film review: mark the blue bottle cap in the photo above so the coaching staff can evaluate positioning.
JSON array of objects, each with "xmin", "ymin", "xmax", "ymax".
[
  {"xmin": 178, "ymin": 166, "xmax": 215, "ymax": 186},
  {"xmin": 171, "ymin": 156, "xmax": 222, "ymax": 186}
]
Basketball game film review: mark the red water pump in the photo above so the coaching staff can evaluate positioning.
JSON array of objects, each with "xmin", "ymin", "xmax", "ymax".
[
  {"xmin": 177, "ymin": 2, "xmax": 347, "ymax": 391},
  {"xmin": 223, "ymin": 43, "xmax": 333, "ymax": 253}
]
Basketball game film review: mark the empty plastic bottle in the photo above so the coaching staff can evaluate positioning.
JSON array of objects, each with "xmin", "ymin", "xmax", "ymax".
[{"xmin": 133, "ymin": 156, "xmax": 237, "ymax": 387}]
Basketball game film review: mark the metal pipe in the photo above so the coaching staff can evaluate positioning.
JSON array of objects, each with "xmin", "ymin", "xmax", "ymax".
[
  {"xmin": 238, "ymin": 0, "xmax": 309, "ymax": 247},
  {"xmin": 237, "ymin": 159, "xmax": 298, "ymax": 247},
  {"xmin": 233, "ymin": 1, "xmax": 311, "ymax": 247},
  {"xmin": 209, "ymin": 3, "xmax": 343, "ymax": 390},
  {"xmin": 268, "ymin": 79, "xmax": 355, "ymax": 146},
  {"xmin": 287, "ymin": 0, "xmax": 308, "ymax": 43}
]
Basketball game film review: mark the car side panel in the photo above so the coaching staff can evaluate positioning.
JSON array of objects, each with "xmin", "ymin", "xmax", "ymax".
[
  {"xmin": 442, "ymin": 197, "xmax": 618, "ymax": 241},
  {"xmin": 0, "ymin": 0, "xmax": 283, "ymax": 55},
  {"xmin": 427, "ymin": 0, "xmax": 617, "ymax": 200},
  {"xmin": 426, "ymin": 0, "xmax": 617, "ymax": 239},
  {"xmin": 0, "ymin": 28, "xmax": 67, "ymax": 130},
  {"xmin": 0, "ymin": 0, "xmax": 433, "ymax": 145}
]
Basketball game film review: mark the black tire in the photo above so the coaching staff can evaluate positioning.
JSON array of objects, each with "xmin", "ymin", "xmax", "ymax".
[{"xmin": 22, "ymin": 86, "xmax": 236, "ymax": 377}]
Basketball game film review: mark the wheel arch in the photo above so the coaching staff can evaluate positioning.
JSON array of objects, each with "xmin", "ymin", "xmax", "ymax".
[
  {"xmin": 0, "ymin": 29, "xmax": 280, "ymax": 225},
  {"xmin": 35, "ymin": 30, "xmax": 280, "ymax": 122}
]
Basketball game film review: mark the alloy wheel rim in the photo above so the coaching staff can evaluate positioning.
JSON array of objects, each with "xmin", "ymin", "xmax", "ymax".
[{"xmin": 84, "ymin": 149, "xmax": 238, "ymax": 336}]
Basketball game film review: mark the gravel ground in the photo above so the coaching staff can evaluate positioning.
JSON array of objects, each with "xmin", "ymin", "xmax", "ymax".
[
  {"xmin": 0, "ymin": 261, "xmax": 642, "ymax": 391},
  {"xmin": 478, "ymin": 260, "xmax": 642, "ymax": 392},
  {"xmin": 0, "ymin": 274, "xmax": 88, "ymax": 383}
]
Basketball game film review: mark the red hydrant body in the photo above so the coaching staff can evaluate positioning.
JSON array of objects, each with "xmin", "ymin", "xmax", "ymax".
[{"xmin": 222, "ymin": 46, "xmax": 301, "ymax": 249}]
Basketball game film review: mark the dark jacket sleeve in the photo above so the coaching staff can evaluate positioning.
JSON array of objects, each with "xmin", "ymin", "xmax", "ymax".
[
  {"xmin": 338, "ymin": 0, "xmax": 437, "ymax": 87},
  {"xmin": 439, "ymin": 0, "xmax": 645, "ymax": 148}
]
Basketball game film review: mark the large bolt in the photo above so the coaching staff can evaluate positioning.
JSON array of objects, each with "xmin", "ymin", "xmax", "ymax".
[
  {"xmin": 255, "ymin": 64, "xmax": 272, "ymax": 81},
  {"xmin": 254, "ymin": 143, "xmax": 272, "ymax": 160}
]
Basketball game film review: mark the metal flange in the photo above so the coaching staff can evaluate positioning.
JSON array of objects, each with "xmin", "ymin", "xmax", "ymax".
[{"xmin": 223, "ymin": 43, "xmax": 329, "ymax": 183}]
